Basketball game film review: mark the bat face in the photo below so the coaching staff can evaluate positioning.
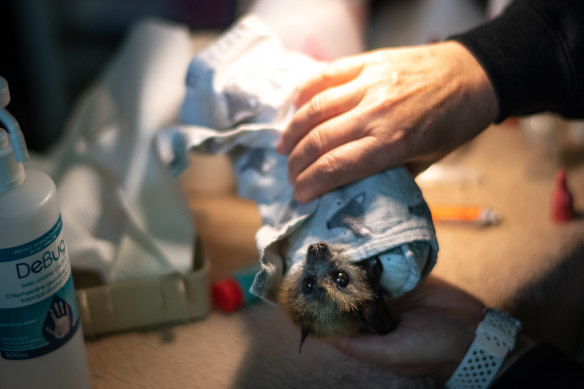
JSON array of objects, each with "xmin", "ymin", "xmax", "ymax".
[{"xmin": 278, "ymin": 242, "xmax": 395, "ymax": 352}]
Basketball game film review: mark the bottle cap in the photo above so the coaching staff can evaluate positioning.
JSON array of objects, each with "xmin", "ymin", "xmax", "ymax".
[
  {"xmin": 0, "ymin": 77, "xmax": 30, "ymax": 191},
  {"xmin": 211, "ymin": 278, "xmax": 244, "ymax": 312},
  {"xmin": 550, "ymin": 169, "xmax": 574, "ymax": 223}
]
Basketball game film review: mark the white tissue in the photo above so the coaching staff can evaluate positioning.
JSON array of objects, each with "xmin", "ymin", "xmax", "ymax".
[{"xmin": 38, "ymin": 19, "xmax": 196, "ymax": 282}]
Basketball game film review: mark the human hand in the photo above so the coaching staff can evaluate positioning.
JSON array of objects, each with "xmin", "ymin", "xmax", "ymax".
[
  {"xmin": 45, "ymin": 301, "xmax": 72, "ymax": 339},
  {"xmin": 277, "ymin": 41, "xmax": 498, "ymax": 202},
  {"xmin": 328, "ymin": 276, "xmax": 486, "ymax": 379}
]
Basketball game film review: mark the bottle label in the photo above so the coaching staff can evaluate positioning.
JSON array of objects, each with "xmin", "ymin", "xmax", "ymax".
[{"xmin": 0, "ymin": 216, "xmax": 80, "ymax": 360}]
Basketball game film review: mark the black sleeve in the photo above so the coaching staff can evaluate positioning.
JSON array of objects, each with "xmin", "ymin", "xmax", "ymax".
[
  {"xmin": 491, "ymin": 343, "xmax": 584, "ymax": 388},
  {"xmin": 450, "ymin": 0, "xmax": 584, "ymax": 122}
]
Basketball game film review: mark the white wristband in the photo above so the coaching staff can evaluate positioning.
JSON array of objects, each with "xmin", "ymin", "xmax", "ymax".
[{"xmin": 445, "ymin": 308, "xmax": 522, "ymax": 389}]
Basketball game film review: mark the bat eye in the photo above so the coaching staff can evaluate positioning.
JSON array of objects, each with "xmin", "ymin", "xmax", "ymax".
[
  {"xmin": 302, "ymin": 277, "xmax": 315, "ymax": 293},
  {"xmin": 333, "ymin": 271, "xmax": 349, "ymax": 288}
]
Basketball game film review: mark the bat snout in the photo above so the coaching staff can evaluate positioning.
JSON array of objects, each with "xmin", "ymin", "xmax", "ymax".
[{"xmin": 306, "ymin": 242, "xmax": 331, "ymax": 263}]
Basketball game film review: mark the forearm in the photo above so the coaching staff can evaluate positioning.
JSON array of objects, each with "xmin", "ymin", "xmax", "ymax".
[
  {"xmin": 447, "ymin": 315, "xmax": 584, "ymax": 388},
  {"xmin": 491, "ymin": 341, "xmax": 584, "ymax": 388},
  {"xmin": 450, "ymin": 0, "xmax": 584, "ymax": 122},
  {"xmin": 492, "ymin": 333, "xmax": 536, "ymax": 381}
]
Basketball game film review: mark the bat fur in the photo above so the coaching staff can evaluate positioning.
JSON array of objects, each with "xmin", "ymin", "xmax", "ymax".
[{"xmin": 277, "ymin": 242, "xmax": 395, "ymax": 352}]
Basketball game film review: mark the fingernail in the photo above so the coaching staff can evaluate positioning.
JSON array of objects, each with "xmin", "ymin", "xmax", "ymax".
[
  {"xmin": 293, "ymin": 188, "xmax": 311, "ymax": 204},
  {"xmin": 291, "ymin": 87, "xmax": 301, "ymax": 107},
  {"xmin": 276, "ymin": 139, "xmax": 284, "ymax": 154},
  {"xmin": 292, "ymin": 187, "xmax": 301, "ymax": 202}
]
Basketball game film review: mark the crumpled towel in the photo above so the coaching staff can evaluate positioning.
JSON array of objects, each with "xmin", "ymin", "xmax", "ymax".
[{"xmin": 157, "ymin": 15, "xmax": 438, "ymax": 301}]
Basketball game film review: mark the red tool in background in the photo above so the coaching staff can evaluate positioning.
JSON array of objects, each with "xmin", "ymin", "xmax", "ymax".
[{"xmin": 550, "ymin": 169, "xmax": 574, "ymax": 223}]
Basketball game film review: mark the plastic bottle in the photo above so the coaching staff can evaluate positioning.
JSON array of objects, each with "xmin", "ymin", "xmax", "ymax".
[{"xmin": 0, "ymin": 77, "xmax": 91, "ymax": 388}]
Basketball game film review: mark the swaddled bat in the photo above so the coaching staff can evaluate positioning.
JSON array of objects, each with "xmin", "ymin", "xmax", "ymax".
[{"xmin": 278, "ymin": 242, "xmax": 395, "ymax": 352}]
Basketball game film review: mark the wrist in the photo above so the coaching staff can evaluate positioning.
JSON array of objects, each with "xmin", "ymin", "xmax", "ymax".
[
  {"xmin": 445, "ymin": 308, "xmax": 523, "ymax": 389},
  {"xmin": 442, "ymin": 41, "xmax": 499, "ymax": 127},
  {"xmin": 493, "ymin": 333, "xmax": 536, "ymax": 381},
  {"xmin": 420, "ymin": 41, "xmax": 498, "ymax": 153}
]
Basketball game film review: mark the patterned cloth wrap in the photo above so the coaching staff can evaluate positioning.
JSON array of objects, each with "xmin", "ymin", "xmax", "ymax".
[{"xmin": 157, "ymin": 16, "xmax": 438, "ymax": 302}]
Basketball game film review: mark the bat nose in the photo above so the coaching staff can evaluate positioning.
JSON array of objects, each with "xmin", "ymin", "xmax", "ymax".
[{"xmin": 307, "ymin": 242, "xmax": 331, "ymax": 262}]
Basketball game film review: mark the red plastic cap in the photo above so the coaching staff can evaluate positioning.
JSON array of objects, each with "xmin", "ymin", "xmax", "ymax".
[
  {"xmin": 211, "ymin": 278, "xmax": 244, "ymax": 312},
  {"xmin": 550, "ymin": 170, "xmax": 574, "ymax": 223}
]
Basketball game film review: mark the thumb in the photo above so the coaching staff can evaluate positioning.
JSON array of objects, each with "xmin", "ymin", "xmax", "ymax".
[{"xmin": 327, "ymin": 333, "xmax": 405, "ymax": 367}]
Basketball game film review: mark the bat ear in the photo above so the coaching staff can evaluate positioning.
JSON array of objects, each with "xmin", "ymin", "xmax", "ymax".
[
  {"xmin": 359, "ymin": 294, "xmax": 395, "ymax": 335},
  {"xmin": 357, "ymin": 257, "xmax": 383, "ymax": 287},
  {"xmin": 357, "ymin": 257, "xmax": 395, "ymax": 334},
  {"xmin": 299, "ymin": 325, "xmax": 311, "ymax": 353}
]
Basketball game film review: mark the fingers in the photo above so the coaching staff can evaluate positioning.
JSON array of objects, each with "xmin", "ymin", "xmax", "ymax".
[
  {"xmin": 329, "ymin": 335, "xmax": 384, "ymax": 362},
  {"xmin": 277, "ymin": 59, "xmax": 363, "ymax": 155},
  {"xmin": 286, "ymin": 110, "xmax": 364, "ymax": 183},
  {"xmin": 277, "ymin": 88, "xmax": 363, "ymax": 157},
  {"xmin": 294, "ymin": 57, "xmax": 364, "ymax": 108},
  {"xmin": 292, "ymin": 136, "xmax": 391, "ymax": 202},
  {"xmin": 45, "ymin": 326, "xmax": 56, "ymax": 338},
  {"xmin": 329, "ymin": 332, "xmax": 406, "ymax": 368}
]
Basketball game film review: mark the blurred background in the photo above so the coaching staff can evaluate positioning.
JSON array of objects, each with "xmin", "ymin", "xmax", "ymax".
[
  {"xmin": 0, "ymin": 0, "xmax": 491, "ymax": 152},
  {"xmin": 0, "ymin": 0, "xmax": 238, "ymax": 152}
]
